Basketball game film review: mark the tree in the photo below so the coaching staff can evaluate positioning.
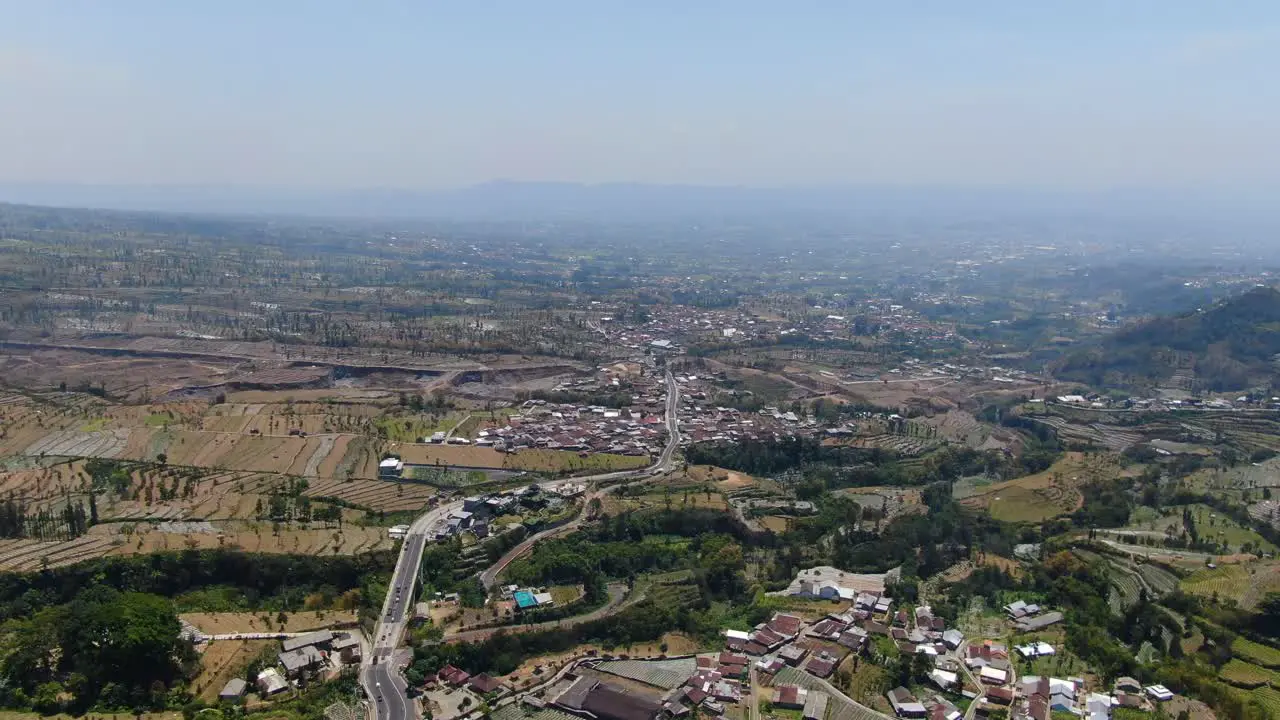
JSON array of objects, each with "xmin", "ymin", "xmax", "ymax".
[{"xmin": 32, "ymin": 681, "xmax": 64, "ymax": 714}]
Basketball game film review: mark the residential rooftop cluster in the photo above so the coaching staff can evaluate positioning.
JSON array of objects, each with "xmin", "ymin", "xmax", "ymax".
[{"xmin": 202, "ymin": 628, "xmax": 362, "ymax": 703}]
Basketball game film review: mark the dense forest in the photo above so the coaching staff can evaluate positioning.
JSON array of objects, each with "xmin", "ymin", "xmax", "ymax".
[{"xmin": 1, "ymin": 587, "xmax": 196, "ymax": 713}]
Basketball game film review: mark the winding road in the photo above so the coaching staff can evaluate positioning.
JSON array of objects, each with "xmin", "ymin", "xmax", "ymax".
[{"xmin": 360, "ymin": 370, "xmax": 681, "ymax": 720}]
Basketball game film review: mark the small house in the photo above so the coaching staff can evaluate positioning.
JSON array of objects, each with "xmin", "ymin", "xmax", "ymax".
[{"xmin": 218, "ymin": 678, "xmax": 247, "ymax": 701}]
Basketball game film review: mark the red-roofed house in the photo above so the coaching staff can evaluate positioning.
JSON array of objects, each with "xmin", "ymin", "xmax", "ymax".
[{"xmin": 769, "ymin": 614, "xmax": 803, "ymax": 637}]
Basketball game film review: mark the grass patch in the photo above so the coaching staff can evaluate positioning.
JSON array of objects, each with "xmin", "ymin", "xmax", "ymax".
[
  {"xmin": 549, "ymin": 585, "xmax": 584, "ymax": 606},
  {"xmin": 79, "ymin": 417, "xmax": 108, "ymax": 432},
  {"xmin": 145, "ymin": 412, "xmax": 172, "ymax": 427},
  {"xmin": 374, "ymin": 413, "xmax": 468, "ymax": 443},
  {"xmin": 846, "ymin": 662, "xmax": 893, "ymax": 713}
]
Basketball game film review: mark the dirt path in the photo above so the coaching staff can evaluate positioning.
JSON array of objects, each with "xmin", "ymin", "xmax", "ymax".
[
  {"xmin": 445, "ymin": 414, "xmax": 472, "ymax": 439},
  {"xmin": 303, "ymin": 434, "xmax": 337, "ymax": 476}
]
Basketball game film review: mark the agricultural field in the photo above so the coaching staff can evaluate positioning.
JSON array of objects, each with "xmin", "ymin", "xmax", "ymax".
[
  {"xmin": 191, "ymin": 639, "xmax": 273, "ymax": 703},
  {"xmin": 0, "ymin": 519, "xmax": 395, "ymax": 572},
  {"xmin": 616, "ymin": 477, "xmax": 730, "ymax": 512},
  {"xmin": 1251, "ymin": 687, "xmax": 1280, "ymax": 719},
  {"xmin": 959, "ymin": 452, "xmax": 1130, "ymax": 523},
  {"xmin": 1234, "ymin": 637, "xmax": 1280, "ymax": 669},
  {"xmin": 1181, "ymin": 562, "xmax": 1280, "ymax": 609},
  {"xmin": 1120, "ymin": 504, "xmax": 1278, "ymax": 554},
  {"xmin": 507, "ymin": 449, "xmax": 650, "ymax": 474},
  {"xmin": 1220, "ymin": 658, "xmax": 1280, "ymax": 689},
  {"xmin": 1015, "ymin": 645, "xmax": 1090, "ymax": 679},
  {"xmin": 109, "ymin": 521, "xmax": 393, "ymax": 556}
]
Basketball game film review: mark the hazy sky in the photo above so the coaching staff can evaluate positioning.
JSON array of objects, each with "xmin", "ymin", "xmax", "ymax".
[{"xmin": 1, "ymin": 1, "xmax": 1277, "ymax": 190}]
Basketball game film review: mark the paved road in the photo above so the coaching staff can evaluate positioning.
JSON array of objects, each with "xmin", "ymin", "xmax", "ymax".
[
  {"xmin": 360, "ymin": 501, "xmax": 461, "ymax": 720},
  {"xmin": 359, "ymin": 369, "xmax": 681, "ymax": 720}
]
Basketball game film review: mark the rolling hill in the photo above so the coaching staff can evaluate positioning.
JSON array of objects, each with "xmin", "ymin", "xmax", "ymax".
[{"xmin": 1056, "ymin": 285, "xmax": 1280, "ymax": 392}]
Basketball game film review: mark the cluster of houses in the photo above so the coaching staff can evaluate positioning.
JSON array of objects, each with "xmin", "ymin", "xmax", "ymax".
[
  {"xmin": 1048, "ymin": 393, "xmax": 1276, "ymax": 412},
  {"xmin": 481, "ymin": 399, "xmax": 669, "ymax": 456},
  {"xmin": 432, "ymin": 664, "xmax": 506, "ymax": 696},
  {"xmin": 215, "ymin": 629, "xmax": 361, "ymax": 702},
  {"xmin": 506, "ymin": 579, "xmax": 1180, "ymax": 720},
  {"xmin": 1003, "ymin": 600, "xmax": 1065, "ymax": 633}
]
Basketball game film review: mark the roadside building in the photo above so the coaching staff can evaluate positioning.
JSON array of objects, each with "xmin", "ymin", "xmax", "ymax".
[
  {"xmin": 279, "ymin": 645, "xmax": 325, "ymax": 677},
  {"xmin": 282, "ymin": 630, "xmax": 334, "ymax": 653}
]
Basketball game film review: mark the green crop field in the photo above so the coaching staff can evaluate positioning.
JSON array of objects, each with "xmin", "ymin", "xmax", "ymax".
[
  {"xmin": 1251, "ymin": 686, "xmax": 1280, "ymax": 718},
  {"xmin": 1235, "ymin": 637, "xmax": 1280, "ymax": 669},
  {"xmin": 1220, "ymin": 659, "xmax": 1277, "ymax": 689},
  {"xmin": 1182, "ymin": 564, "xmax": 1251, "ymax": 605}
]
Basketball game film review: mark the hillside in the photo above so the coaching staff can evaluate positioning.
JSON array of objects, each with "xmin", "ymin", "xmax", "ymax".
[{"xmin": 1056, "ymin": 285, "xmax": 1280, "ymax": 391}]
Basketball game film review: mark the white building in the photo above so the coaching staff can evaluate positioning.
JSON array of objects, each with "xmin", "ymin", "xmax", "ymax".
[{"xmin": 256, "ymin": 668, "xmax": 288, "ymax": 696}]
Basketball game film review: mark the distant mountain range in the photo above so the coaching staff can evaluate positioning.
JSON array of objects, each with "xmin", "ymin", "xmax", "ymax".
[
  {"xmin": 0, "ymin": 181, "xmax": 1274, "ymax": 224},
  {"xmin": 1056, "ymin": 285, "xmax": 1280, "ymax": 392}
]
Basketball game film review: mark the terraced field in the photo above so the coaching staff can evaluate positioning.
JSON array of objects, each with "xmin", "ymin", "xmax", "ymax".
[
  {"xmin": 1110, "ymin": 570, "xmax": 1142, "ymax": 613},
  {"xmin": 848, "ymin": 434, "xmax": 934, "ymax": 455},
  {"xmin": 24, "ymin": 429, "xmax": 130, "ymax": 458},
  {"xmin": 1137, "ymin": 563, "xmax": 1181, "ymax": 595},
  {"xmin": 1252, "ymin": 687, "xmax": 1280, "ymax": 719},
  {"xmin": 1220, "ymin": 659, "xmax": 1278, "ymax": 689},
  {"xmin": 0, "ymin": 534, "xmax": 121, "ymax": 572},
  {"xmin": 1235, "ymin": 638, "xmax": 1280, "ymax": 669},
  {"xmin": 961, "ymin": 452, "xmax": 1126, "ymax": 523},
  {"xmin": 303, "ymin": 477, "xmax": 437, "ymax": 512},
  {"xmin": 1180, "ymin": 563, "xmax": 1280, "ymax": 609},
  {"xmin": 1027, "ymin": 416, "xmax": 1143, "ymax": 451}
]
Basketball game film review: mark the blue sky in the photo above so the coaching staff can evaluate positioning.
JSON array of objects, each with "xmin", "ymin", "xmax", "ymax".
[{"xmin": 1, "ymin": 1, "xmax": 1277, "ymax": 190}]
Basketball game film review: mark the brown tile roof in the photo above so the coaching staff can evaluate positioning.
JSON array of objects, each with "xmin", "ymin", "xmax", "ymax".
[
  {"xmin": 986, "ymin": 687, "xmax": 1014, "ymax": 705},
  {"xmin": 468, "ymin": 674, "xmax": 503, "ymax": 694}
]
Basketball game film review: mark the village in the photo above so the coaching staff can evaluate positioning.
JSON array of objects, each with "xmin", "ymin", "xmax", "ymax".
[{"xmin": 424, "ymin": 565, "xmax": 1181, "ymax": 720}]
